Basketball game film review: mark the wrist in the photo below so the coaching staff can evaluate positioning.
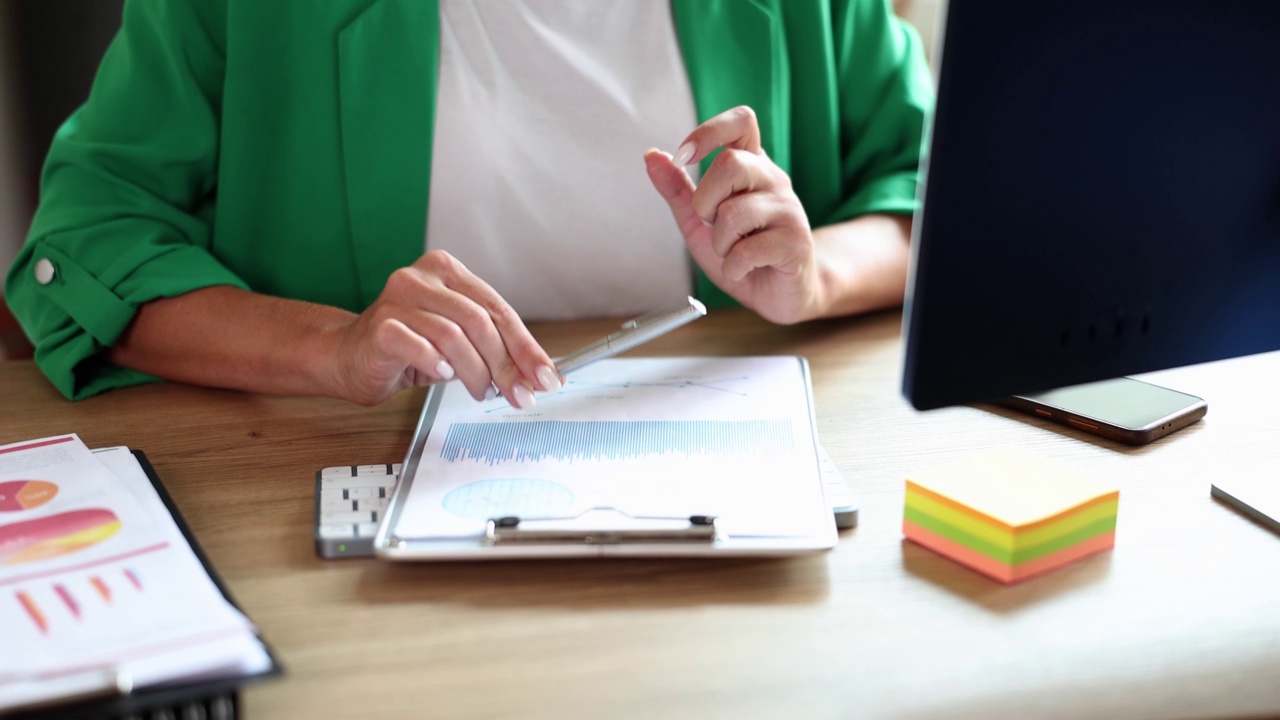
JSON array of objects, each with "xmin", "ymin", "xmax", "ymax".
[
  {"xmin": 811, "ymin": 215, "xmax": 911, "ymax": 319},
  {"xmin": 295, "ymin": 304, "xmax": 361, "ymax": 402}
]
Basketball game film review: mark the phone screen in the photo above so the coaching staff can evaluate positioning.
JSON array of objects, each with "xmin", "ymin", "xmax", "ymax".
[{"xmin": 1017, "ymin": 378, "xmax": 1203, "ymax": 430}]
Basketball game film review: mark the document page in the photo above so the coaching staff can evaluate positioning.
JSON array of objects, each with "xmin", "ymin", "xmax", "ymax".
[
  {"xmin": 393, "ymin": 356, "xmax": 830, "ymax": 541},
  {"xmin": 0, "ymin": 435, "xmax": 269, "ymax": 711}
]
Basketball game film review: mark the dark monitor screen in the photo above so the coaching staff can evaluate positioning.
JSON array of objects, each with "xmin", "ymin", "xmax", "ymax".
[{"xmin": 901, "ymin": 0, "xmax": 1280, "ymax": 410}]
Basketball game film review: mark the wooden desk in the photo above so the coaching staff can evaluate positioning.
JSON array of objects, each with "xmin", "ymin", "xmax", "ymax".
[{"xmin": 2, "ymin": 309, "xmax": 1278, "ymax": 719}]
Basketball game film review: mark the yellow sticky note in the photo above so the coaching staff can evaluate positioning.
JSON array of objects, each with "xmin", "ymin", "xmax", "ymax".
[{"xmin": 906, "ymin": 446, "xmax": 1118, "ymax": 531}]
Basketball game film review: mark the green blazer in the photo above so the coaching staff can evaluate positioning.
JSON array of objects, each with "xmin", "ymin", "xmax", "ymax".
[{"xmin": 6, "ymin": 0, "xmax": 932, "ymax": 400}]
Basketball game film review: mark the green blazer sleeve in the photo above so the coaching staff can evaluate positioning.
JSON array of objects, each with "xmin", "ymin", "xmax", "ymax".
[
  {"xmin": 3, "ymin": 0, "xmax": 248, "ymax": 400},
  {"xmin": 825, "ymin": 0, "xmax": 934, "ymax": 222}
]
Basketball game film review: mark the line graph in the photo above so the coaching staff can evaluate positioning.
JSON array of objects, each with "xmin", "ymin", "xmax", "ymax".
[
  {"xmin": 440, "ymin": 419, "xmax": 793, "ymax": 465},
  {"xmin": 482, "ymin": 375, "xmax": 750, "ymax": 413},
  {"xmin": 563, "ymin": 375, "xmax": 750, "ymax": 396}
]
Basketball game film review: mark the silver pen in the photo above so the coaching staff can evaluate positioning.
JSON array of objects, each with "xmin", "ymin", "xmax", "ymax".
[
  {"xmin": 552, "ymin": 296, "xmax": 708, "ymax": 377},
  {"xmin": 468, "ymin": 296, "xmax": 707, "ymax": 399}
]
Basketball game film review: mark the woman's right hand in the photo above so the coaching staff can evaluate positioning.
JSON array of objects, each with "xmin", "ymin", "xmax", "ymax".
[{"xmin": 328, "ymin": 250, "xmax": 560, "ymax": 408}]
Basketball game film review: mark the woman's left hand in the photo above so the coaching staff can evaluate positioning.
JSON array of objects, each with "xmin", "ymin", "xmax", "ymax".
[{"xmin": 645, "ymin": 105, "xmax": 822, "ymax": 324}]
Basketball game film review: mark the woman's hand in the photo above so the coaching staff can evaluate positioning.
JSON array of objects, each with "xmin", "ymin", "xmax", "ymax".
[
  {"xmin": 646, "ymin": 105, "xmax": 913, "ymax": 323},
  {"xmin": 644, "ymin": 106, "xmax": 822, "ymax": 324},
  {"xmin": 329, "ymin": 250, "xmax": 560, "ymax": 407}
]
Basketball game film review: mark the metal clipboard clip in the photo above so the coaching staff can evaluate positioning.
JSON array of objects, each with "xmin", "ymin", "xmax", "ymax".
[{"xmin": 484, "ymin": 507, "xmax": 723, "ymax": 546}]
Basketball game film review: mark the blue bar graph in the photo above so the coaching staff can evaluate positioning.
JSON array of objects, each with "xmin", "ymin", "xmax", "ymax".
[{"xmin": 440, "ymin": 420, "xmax": 793, "ymax": 464}]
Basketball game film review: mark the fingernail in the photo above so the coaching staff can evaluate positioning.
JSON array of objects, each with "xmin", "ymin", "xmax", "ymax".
[
  {"xmin": 483, "ymin": 384, "xmax": 498, "ymax": 401},
  {"xmin": 435, "ymin": 360, "xmax": 455, "ymax": 380},
  {"xmin": 672, "ymin": 142, "xmax": 696, "ymax": 167},
  {"xmin": 536, "ymin": 365, "xmax": 562, "ymax": 392},
  {"xmin": 511, "ymin": 383, "xmax": 536, "ymax": 410},
  {"xmin": 702, "ymin": 218, "xmax": 714, "ymax": 229}
]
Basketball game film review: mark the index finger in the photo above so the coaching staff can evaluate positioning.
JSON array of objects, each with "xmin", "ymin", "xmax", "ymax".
[
  {"xmin": 672, "ymin": 105, "xmax": 763, "ymax": 167},
  {"xmin": 413, "ymin": 252, "xmax": 558, "ymax": 401},
  {"xmin": 444, "ymin": 282, "xmax": 556, "ymax": 400}
]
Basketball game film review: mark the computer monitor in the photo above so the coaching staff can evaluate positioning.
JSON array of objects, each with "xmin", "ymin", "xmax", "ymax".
[{"xmin": 901, "ymin": 0, "xmax": 1280, "ymax": 410}]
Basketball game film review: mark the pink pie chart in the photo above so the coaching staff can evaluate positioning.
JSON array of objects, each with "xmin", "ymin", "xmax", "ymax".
[{"xmin": 0, "ymin": 481, "xmax": 58, "ymax": 512}]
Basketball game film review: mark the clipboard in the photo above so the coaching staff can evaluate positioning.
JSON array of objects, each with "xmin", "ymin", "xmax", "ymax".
[
  {"xmin": 6, "ymin": 451, "xmax": 282, "ymax": 720},
  {"xmin": 375, "ymin": 356, "xmax": 838, "ymax": 559}
]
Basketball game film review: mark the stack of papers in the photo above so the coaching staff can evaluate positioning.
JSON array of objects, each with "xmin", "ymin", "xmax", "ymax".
[
  {"xmin": 903, "ymin": 446, "xmax": 1119, "ymax": 584},
  {"xmin": 0, "ymin": 434, "xmax": 273, "ymax": 713}
]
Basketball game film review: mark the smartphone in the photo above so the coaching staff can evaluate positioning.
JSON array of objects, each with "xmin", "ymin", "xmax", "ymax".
[
  {"xmin": 998, "ymin": 377, "xmax": 1207, "ymax": 445},
  {"xmin": 552, "ymin": 296, "xmax": 707, "ymax": 377}
]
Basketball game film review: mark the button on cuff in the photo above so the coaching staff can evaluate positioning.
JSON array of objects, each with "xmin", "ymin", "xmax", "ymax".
[{"xmin": 34, "ymin": 258, "xmax": 57, "ymax": 285}]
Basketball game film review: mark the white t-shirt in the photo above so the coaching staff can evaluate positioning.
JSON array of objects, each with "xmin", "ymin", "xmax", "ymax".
[{"xmin": 426, "ymin": 0, "xmax": 698, "ymax": 321}]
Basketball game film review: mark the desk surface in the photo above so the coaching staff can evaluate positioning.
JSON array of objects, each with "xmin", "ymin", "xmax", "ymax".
[{"xmin": 2, "ymin": 309, "xmax": 1278, "ymax": 720}]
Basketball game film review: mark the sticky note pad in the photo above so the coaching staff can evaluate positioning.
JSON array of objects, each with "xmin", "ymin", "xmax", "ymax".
[{"xmin": 903, "ymin": 446, "xmax": 1119, "ymax": 584}]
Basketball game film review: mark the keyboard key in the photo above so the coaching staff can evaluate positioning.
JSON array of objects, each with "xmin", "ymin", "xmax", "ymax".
[
  {"xmin": 346, "ymin": 486, "xmax": 388, "ymax": 501},
  {"xmin": 322, "ymin": 510, "xmax": 376, "ymax": 525},
  {"xmin": 320, "ymin": 474, "xmax": 395, "ymax": 489},
  {"xmin": 318, "ymin": 524, "xmax": 355, "ymax": 540},
  {"xmin": 355, "ymin": 497, "xmax": 389, "ymax": 511},
  {"xmin": 356, "ymin": 522, "xmax": 380, "ymax": 538},
  {"xmin": 320, "ymin": 466, "xmax": 354, "ymax": 478},
  {"xmin": 356, "ymin": 464, "xmax": 391, "ymax": 476},
  {"xmin": 321, "ymin": 497, "xmax": 356, "ymax": 513},
  {"xmin": 320, "ymin": 487, "xmax": 349, "ymax": 504}
]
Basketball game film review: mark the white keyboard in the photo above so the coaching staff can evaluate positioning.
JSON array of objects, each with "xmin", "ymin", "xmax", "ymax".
[{"xmin": 314, "ymin": 463, "xmax": 400, "ymax": 558}]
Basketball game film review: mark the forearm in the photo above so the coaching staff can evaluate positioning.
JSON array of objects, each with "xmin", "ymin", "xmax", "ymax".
[
  {"xmin": 810, "ymin": 213, "xmax": 912, "ymax": 320},
  {"xmin": 107, "ymin": 285, "xmax": 351, "ymax": 398}
]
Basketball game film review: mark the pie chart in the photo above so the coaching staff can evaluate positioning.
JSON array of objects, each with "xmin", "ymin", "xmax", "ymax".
[
  {"xmin": 442, "ymin": 478, "xmax": 574, "ymax": 520},
  {"xmin": 0, "ymin": 480, "xmax": 58, "ymax": 512}
]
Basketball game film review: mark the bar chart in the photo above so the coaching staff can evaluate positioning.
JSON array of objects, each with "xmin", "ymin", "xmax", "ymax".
[{"xmin": 439, "ymin": 419, "xmax": 793, "ymax": 465}]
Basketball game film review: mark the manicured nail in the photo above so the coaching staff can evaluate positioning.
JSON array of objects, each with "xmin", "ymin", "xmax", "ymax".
[
  {"xmin": 435, "ymin": 360, "xmax": 455, "ymax": 380},
  {"xmin": 511, "ymin": 383, "xmax": 536, "ymax": 410},
  {"xmin": 536, "ymin": 365, "xmax": 562, "ymax": 392},
  {"xmin": 672, "ymin": 142, "xmax": 696, "ymax": 167},
  {"xmin": 483, "ymin": 384, "xmax": 498, "ymax": 401}
]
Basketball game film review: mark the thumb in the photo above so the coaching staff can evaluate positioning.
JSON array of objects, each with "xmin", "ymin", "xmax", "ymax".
[{"xmin": 644, "ymin": 148, "xmax": 708, "ymax": 241}]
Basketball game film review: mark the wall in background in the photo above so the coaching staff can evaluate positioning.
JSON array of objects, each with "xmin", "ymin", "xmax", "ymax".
[
  {"xmin": 0, "ymin": 0, "xmax": 123, "ymax": 359},
  {"xmin": 0, "ymin": 6, "xmax": 26, "ymax": 291},
  {"xmin": 896, "ymin": 0, "xmax": 943, "ymax": 72},
  {"xmin": 0, "ymin": 0, "xmax": 123, "ymax": 282}
]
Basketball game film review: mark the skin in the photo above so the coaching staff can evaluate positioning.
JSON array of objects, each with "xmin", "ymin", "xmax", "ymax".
[
  {"xmin": 107, "ymin": 106, "xmax": 912, "ymax": 407},
  {"xmin": 645, "ymin": 105, "xmax": 912, "ymax": 325}
]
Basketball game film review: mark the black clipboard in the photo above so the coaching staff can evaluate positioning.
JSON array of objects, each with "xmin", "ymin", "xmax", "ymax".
[{"xmin": 8, "ymin": 451, "xmax": 283, "ymax": 720}]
